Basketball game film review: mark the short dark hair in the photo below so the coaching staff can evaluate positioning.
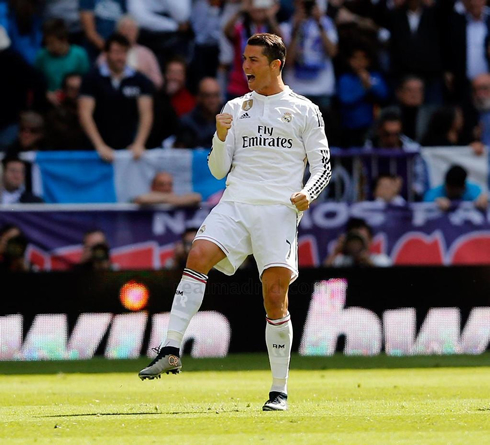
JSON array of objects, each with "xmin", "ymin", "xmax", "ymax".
[
  {"xmin": 2, "ymin": 156, "xmax": 25, "ymax": 170},
  {"xmin": 397, "ymin": 75, "xmax": 424, "ymax": 91},
  {"xmin": 104, "ymin": 33, "xmax": 130, "ymax": 52},
  {"xmin": 43, "ymin": 18, "xmax": 69, "ymax": 41},
  {"xmin": 165, "ymin": 55, "xmax": 188, "ymax": 74},
  {"xmin": 377, "ymin": 107, "xmax": 402, "ymax": 128},
  {"xmin": 247, "ymin": 33, "xmax": 286, "ymax": 72},
  {"xmin": 346, "ymin": 217, "xmax": 373, "ymax": 238},
  {"xmin": 445, "ymin": 165, "xmax": 467, "ymax": 188},
  {"xmin": 373, "ymin": 173, "xmax": 398, "ymax": 190}
]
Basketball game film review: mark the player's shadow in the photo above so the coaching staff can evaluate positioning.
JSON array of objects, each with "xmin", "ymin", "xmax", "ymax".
[{"xmin": 39, "ymin": 410, "xmax": 214, "ymax": 418}]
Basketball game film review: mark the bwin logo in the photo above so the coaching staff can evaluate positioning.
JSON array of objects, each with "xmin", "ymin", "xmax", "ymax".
[
  {"xmin": 273, "ymin": 344, "xmax": 285, "ymax": 349},
  {"xmin": 176, "ymin": 290, "xmax": 184, "ymax": 296}
]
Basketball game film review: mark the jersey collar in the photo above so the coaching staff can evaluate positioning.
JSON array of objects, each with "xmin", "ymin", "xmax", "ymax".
[{"xmin": 251, "ymin": 85, "xmax": 291, "ymax": 101}]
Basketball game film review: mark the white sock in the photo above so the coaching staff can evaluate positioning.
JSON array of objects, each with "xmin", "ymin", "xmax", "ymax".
[
  {"xmin": 162, "ymin": 268, "xmax": 208, "ymax": 350},
  {"xmin": 265, "ymin": 313, "xmax": 293, "ymax": 395}
]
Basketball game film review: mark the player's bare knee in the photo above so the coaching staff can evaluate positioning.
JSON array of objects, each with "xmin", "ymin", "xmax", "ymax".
[
  {"xmin": 264, "ymin": 288, "xmax": 288, "ymax": 319},
  {"xmin": 186, "ymin": 245, "xmax": 212, "ymax": 274}
]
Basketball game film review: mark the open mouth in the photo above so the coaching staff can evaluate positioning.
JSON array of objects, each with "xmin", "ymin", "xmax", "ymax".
[{"xmin": 246, "ymin": 74, "xmax": 255, "ymax": 83}]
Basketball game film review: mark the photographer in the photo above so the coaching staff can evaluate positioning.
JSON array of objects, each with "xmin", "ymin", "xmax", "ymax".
[
  {"xmin": 281, "ymin": 0, "xmax": 338, "ymax": 112},
  {"xmin": 323, "ymin": 218, "xmax": 392, "ymax": 267},
  {"xmin": 76, "ymin": 242, "xmax": 113, "ymax": 271},
  {"xmin": 75, "ymin": 229, "xmax": 113, "ymax": 271},
  {"xmin": 0, "ymin": 231, "xmax": 32, "ymax": 272}
]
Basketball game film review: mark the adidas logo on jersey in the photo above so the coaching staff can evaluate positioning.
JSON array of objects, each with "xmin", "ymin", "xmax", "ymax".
[{"xmin": 240, "ymin": 113, "xmax": 251, "ymax": 119}]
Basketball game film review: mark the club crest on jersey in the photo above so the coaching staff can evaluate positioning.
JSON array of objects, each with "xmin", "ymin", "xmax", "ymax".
[
  {"xmin": 242, "ymin": 99, "xmax": 253, "ymax": 111},
  {"xmin": 281, "ymin": 112, "xmax": 292, "ymax": 123}
]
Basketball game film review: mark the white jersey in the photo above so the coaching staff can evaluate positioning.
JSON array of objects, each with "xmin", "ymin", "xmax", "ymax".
[{"xmin": 208, "ymin": 86, "xmax": 332, "ymax": 207}]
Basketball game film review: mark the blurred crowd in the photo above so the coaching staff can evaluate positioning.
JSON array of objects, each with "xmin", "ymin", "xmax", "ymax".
[{"xmin": 0, "ymin": 0, "xmax": 490, "ymax": 209}]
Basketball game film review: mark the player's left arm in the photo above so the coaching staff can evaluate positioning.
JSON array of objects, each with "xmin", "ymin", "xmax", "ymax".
[{"xmin": 291, "ymin": 106, "xmax": 332, "ymax": 211}]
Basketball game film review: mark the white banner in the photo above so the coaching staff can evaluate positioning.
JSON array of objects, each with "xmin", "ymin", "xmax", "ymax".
[{"xmin": 421, "ymin": 146, "xmax": 489, "ymax": 192}]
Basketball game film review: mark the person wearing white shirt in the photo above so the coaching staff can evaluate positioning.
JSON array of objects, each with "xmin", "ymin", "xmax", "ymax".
[
  {"xmin": 139, "ymin": 32, "xmax": 332, "ymax": 412},
  {"xmin": 127, "ymin": 0, "xmax": 192, "ymax": 62},
  {"xmin": 281, "ymin": 0, "xmax": 338, "ymax": 108}
]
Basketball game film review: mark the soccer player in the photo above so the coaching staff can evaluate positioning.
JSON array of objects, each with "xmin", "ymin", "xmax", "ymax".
[{"xmin": 139, "ymin": 33, "xmax": 332, "ymax": 411}]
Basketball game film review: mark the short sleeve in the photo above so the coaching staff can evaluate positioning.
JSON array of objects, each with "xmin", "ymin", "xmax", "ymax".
[
  {"xmin": 80, "ymin": 71, "xmax": 97, "ymax": 98},
  {"xmin": 137, "ymin": 73, "xmax": 155, "ymax": 96}
]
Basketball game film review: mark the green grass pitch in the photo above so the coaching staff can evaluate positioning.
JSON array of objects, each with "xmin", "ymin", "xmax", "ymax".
[{"xmin": 1, "ymin": 354, "xmax": 490, "ymax": 445}]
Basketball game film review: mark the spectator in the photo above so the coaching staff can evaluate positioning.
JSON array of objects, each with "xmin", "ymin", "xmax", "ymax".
[
  {"xmin": 0, "ymin": 224, "xmax": 21, "ymax": 259},
  {"xmin": 282, "ymin": 0, "xmax": 338, "ymax": 111},
  {"xmin": 133, "ymin": 171, "xmax": 202, "ymax": 206},
  {"xmin": 189, "ymin": 0, "xmax": 223, "ymax": 89},
  {"xmin": 127, "ymin": 0, "xmax": 191, "ymax": 65},
  {"xmin": 79, "ymin": 33, "xmax": 154, "ymax": 162},
  {"xmin": 163, "ymin": 226, "xmax": 198, "ymax": 270},
  {"xmin": 446, "ymin": 0, "xmax": 490, "ymax": 103},
  {"xmin": 421, "ymin": 106, "xmax": 464, "ymax": 146},
  {"xmin": 324, "ymin": 217, "xmax": 392, "ymax": 267},
  {"xmin": 0, "ymin": 156, "xmax": 43, "ymax": 204},
  {"xmin": 0, "ymin": 230, "xmax": 32, "ymax": 272},
  {"xmin": 73, "ymin": 228, "xmax": 113, "ymax": 270},
  {"xmin": 394, "ymin": 75, "xmax": 435, "ymax": 143},
  {"xmin": 366, "ymin": 108, "xmax": 418, "ymax": 150},
  {"xmin": 6, "ymin": 111, "xmax": 45, "ymax": 157},
  {"xmin": 216, "ymin": 0, "xmax": 241, "ymax": 97},
  {"xmin": 372, "ymin": 173, "xmax": 406, "ymax": 206},
  {"xmin": 35, "ymin": 18, "xmax": 90, "ymax": 102},
  {"xmin": 97, "ymin": 15, "xmax": 163, "ymax": 90},
  {"xmin": 79, "ymin": 229, "xmax": 107, "ymax": 264},
  {"xmin": 386, "ymin": 0, "xmax": 446, "ymax": 104},
  {"xmin": 224, "ymin": 0, "xmax": 283, "ymax": 100},
  {"xmin": 365, "ymin": 108, "xmax": 428, "ymax": 200},
  {"xmin": 7, "ymin": 0, "xmax": 43, "ymax": 64},
  {"xmin": 43, "ymin": 0, "xmax": 84, "ymax": 44},
  {"xmin": 79, "ymin": 0, "xmax": 126, "ymax": 56},
  {"xmin": 472, "ymin": 73, "xmax": 490, "ymax": 148},
  {"xmin": 45, "ymin": 72, "xmax": 86, "ymax": 150},
  {"xmin": 424, "ymin": 164, "xmax": 488, "ymax": 211},
  {"xmin": 163, "ymin": 56, "xmax": 195, "ymax": 117},
  {"xmin": 176, "ymin": 78, "xmax": 222, "ymax": 149},
  {"xmin": 338, "ymin": 44, "xmax": 388, "ymax": 147},
  {"xmin": 0, "ymin": 25, "xmax": 47, "ymax": 150}
]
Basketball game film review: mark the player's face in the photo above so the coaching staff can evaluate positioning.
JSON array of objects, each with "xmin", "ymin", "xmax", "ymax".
[{"xmin": 242, "ymin": 45, "xmax": 276, "ymax": 94}]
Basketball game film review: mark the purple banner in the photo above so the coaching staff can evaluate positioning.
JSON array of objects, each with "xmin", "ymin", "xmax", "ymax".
[{"xmin": 1, "ymin": 202, "xmax": 490, "ymax": 270}]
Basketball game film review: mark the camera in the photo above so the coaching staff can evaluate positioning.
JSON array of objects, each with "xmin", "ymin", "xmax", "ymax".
[
  {"xmin": 4, "ymin": 235, "xmax": 28, "ymax": 260},
  {"xmin": 91, "ymin": 242, "xmax": 110, "ymax": 262}
]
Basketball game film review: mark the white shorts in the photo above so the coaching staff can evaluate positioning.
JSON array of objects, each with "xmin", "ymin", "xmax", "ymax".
[{"xmin": 195, "ymin": 201, "xmax": 300, "ymax": 282}]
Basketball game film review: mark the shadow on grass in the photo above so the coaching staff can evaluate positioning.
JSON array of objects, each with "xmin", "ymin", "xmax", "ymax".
[
  {"xmin": 39, "ymin": 410, "xmax": 239, "ymax": 418},
  {"xmin": 1, "ymin": 353, "xmax": 490, "ymax": 375}
]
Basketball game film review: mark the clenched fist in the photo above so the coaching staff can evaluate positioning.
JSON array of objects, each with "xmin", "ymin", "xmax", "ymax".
[
  {"xmin": 290, "ymin": 192, "xmax": 310, "ymax": 211},
  {"xmin": 216, "ymin": 113, "xmax": 233, "ymax": 142}
]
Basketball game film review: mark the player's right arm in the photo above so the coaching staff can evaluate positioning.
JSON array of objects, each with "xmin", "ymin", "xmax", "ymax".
[{"xmin": 208, "ymin": 103, "xmax": 235, "ymax": 180}]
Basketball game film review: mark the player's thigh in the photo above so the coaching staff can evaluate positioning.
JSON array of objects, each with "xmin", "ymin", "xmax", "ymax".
[
  {"xmin": 194, "ymin": 202, "xmax": 252, "ymax": 274},
  {"xmin": 250, "ymin": 205, "xmax": 299, "ymax": 281}
]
